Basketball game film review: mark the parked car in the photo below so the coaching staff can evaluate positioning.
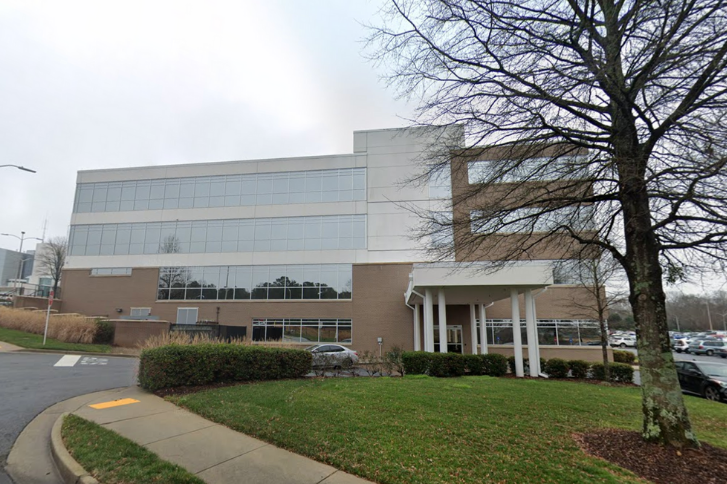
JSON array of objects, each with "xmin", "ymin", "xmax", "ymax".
[
  {"xmin": 305, "ymin": 344, "xmax": 359, "ymax": 368},
  {"xmin": 686, "ymin": 340, "xmax": 727, "ymax": 356},
  {"xmin": 609, "ymin": 336, "xmax": 636, "ymax": 348},
  {"xmin": 675, "ymin": 361, "xmax": 727, "ymax": 402},
  {"xmin": 716, "ymin": 347, "xmax": 727, "ymax": 359},
  {"xmin": 672, "ymin": 339, "xmax": 689, "ymax": 353}
]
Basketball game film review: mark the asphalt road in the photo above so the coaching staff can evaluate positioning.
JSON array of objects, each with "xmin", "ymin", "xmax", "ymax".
[{"xmin": 0, "ymin": 352, "xmax": 137, "ymax": 484}]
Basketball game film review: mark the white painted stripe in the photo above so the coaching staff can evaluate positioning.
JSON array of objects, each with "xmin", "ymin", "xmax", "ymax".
[{"xmin": 54, "ymin": 355, "xmax": 82, "ymax": 367}]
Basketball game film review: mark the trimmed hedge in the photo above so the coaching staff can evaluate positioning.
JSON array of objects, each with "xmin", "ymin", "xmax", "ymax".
[
  {"xmin": 568, "ymin": 360, "xmax": 589, "ymax": 379},
  {"xmin": 402, "ymin": 352, "xmax": 508, "ymax": 377},
  {"xmin": 613, "ymin": 350, "xmax": 637, "ymax": 364},
  {"xmin": 544, "ymin": 358, "xmax": 569, "ymax": 378},
  {"xmin": 609, "ymin": 362, "xmax": 635, "ymax": 383},
  {"xmin": 507, "ymin": 356, "xmax": 546, "ymax": 375},
  {"xmin": 138, "ymin": 344, "xmax": 312, "ymax": 391}
]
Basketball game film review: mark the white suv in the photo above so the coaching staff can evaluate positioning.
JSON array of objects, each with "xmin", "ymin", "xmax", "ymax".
[{"xmin": 610, "ymin": 336, "xmax": 637, "ymax": 348}]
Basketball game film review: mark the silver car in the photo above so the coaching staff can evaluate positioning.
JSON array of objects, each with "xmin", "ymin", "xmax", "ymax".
[{"xmin": 305, "ymin": 344, "xmax": 359, "ymax": 368}]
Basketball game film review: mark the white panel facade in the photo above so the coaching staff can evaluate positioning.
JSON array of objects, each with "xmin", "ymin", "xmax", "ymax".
[{"xmin": 67, "ymin": 126, "xmax": 465, "ymax": 269}]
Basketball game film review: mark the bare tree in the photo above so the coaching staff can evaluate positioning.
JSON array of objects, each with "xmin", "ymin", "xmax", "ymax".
[
  {"xmin": 370, "ymin": 0, "xmax": 727, "ymax": 448},
  {"xmin": 557, "ymin": 256, "xmax": 627, "ymax": 381},
  {"xmin": 35, "ymin": 236, "xmax": 67, "ymax": 297}
]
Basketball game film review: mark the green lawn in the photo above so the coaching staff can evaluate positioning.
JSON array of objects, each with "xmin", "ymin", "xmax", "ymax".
[
  {"xmin": 169, "ymin": 376, "xmax": 727, "ymax": 484},
  {"xmin": 0, "ymin": 327, "xmax": 111, "ymax": 353},
  {"xmin": 62, "ymin": 414, "xmax": 204, "ymax": 484}
]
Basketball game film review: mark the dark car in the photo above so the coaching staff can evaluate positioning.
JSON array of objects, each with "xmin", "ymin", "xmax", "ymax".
[{"xmin": 675, "ymin": 361, "xmax": 727, "ymax": 402}]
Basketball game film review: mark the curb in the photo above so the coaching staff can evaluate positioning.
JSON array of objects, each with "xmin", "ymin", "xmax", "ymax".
[
  {"xmin": 17, "ymin": 348, "xmax": 139, "ymax": 358},
  {"xmin": 50, "ymin": 413, "xmax": 100, "ymax": 484}
]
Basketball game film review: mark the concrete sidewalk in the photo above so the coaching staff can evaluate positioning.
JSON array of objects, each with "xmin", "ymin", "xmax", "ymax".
[{"xmin": 71, "ymin": 386, "xmax": 371, "ymax": 484}]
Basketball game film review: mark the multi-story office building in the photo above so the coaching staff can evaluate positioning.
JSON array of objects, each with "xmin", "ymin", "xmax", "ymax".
[{"xmin": 61, "ymin": 126, "xmax": 602, "ymax": 376}]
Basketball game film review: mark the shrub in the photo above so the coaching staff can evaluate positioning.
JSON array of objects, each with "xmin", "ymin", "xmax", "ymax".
[
  {"xmin": 138, "ymin": 344, "xmax": 312, "ymax": 391},
  {"xmin": 544, "ymin": 358, "xmax": 569, "ymax": 378},
  {"xmin": 482, "ymin": 353, "xmax": 508, "ymax": 376},
  {"xmin": 402, "ymin": 351, "xmax": 431, "ymax": 375},
  {"xmin": 568, "ymin": 360, "xmax": 589, "ymax": 379},
  {"xmin": 428, "ymin": 353, "xmax": 467, "ymax": 377},
  {"xmin": 404, "ymin": 352, "xmax": 507, "ymax": 377},
  {"xmin": 507, "ymin": 356, "xmax": 516, "ymax": 374},
  {"xmin": 613, "ymin": 350, "xmax": 636, "ymax": 365},
  {"xmin": 93, "ymin": 320, "xmax": 115, "ymax": 344},
  {"xmin": 590, "ymin": 363, "xmax": 606, "ymax": 380},
  {"xmin": 463, "ymin": 354, "xmax": 484, "ymax": 375},
  {"xmin": 609, "ymin": 362, "xmax": 634, "ymax": 383},
  {"xmin": 385, "ymin": 344, "xmax": 406, "ymax": 375}
]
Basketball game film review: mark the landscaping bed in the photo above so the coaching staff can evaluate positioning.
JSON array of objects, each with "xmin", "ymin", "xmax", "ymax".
[
  {"xmin": 0, "ymin": 327, "xmax": 111, "ymax": 353},
  {"xmin": 62, "ymin": 414, "xmax": 203, "ymax": 484},
  {"xmin": 167, "ymin": 376, "xmax": 727, "ymax": 484}
]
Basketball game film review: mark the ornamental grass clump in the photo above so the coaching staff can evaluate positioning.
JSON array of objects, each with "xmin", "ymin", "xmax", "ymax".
[{"xmin": 0, "ymin": 306, "xmax": 97, "ymax": 343}]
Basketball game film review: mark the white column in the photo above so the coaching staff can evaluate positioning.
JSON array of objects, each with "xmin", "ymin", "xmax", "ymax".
[
  {"xmin": 479, "ymin": 304, "xmax": 488, "ymax": 354},
  {"xmin": 524, "ymin": 289, "xmax": 538, "ymax": 377},
  {"xmin": 413, "ymin": 303, "xmax": 421, "ymax": 351},
  {"xmin": 511, "ymin": 289, "xmax": 524, "ymax": 377},
  {"xmin": 531, "ymin": 293, "xmax": 541, "ymax": 372},
  {"xmin": 470, "ymin": 304, "xmax": 478, "ymax": 355},
  {"xmin": 438, "ymin": 288, "xmax": 447, "ymax": 353},
  {"xmin": 424, "ymin": 288, "xmax": 435, "ymax": 352}
]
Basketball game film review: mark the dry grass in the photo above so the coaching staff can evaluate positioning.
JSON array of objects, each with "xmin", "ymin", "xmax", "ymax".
[
  {"xmin": 140, "ymin": 331, "xmax": 302, "ymax": 350},
  {"xmin": 0, "ymin": 307, "xmax": 98, "ymax": 343}
]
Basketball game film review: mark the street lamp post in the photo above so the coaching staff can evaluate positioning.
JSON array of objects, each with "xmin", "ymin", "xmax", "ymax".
[
  {"xmin": 705, "ymin": 301, "xmax": 714, "ymax": 331},
  {"xmin": 0, "ymin": 164, "xmax": 36, "ymax": 173},
  {"xmin": 1, "ymin": 232, "xmax": 43, "ymax": 292}
]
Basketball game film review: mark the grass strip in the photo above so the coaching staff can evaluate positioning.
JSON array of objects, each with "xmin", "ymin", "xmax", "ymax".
[
  {"xmin": 62, "ymin": 414, "xmax": 204, "ymax": 484},
  {"xmin": 0, "ymin": 327, "xmax": 110, "ymax": 352},
  {"xmin": 170, "ymin": 376, "xmax": 727, "ymax": 484}
]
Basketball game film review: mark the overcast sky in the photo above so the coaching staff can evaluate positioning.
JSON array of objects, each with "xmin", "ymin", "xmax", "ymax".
[
  {"xmin": 0, "ymin": 1, "xmax": 722, "ymax": 296},
  {"xmin": 0, "ymin": 0, "xmax": 410, "ymax": 251}
]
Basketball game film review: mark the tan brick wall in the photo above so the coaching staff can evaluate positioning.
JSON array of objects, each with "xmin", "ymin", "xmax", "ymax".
[
  {"xmin": 449, "ymin": 147, "xmax": 595, "ymax": 262},
  {"xmin": 113, "ymin": 320, "xmax": 170, "ymax": 347},
  {"xmin": 13, "ymin": 295, "xmax": 62, "ymax": 312},
  {"xmin": 485, "ymin": 286, "xmax": 604, "ymax": 320},
  {"xmin": 351, "ymin": 263, "xmax": 414, "ymax": 354}
]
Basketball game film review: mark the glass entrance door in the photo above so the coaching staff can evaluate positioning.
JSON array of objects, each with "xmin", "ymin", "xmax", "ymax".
[{"xmin": 433, "ymin": 325, "xmax": 464, "ymax": 353}]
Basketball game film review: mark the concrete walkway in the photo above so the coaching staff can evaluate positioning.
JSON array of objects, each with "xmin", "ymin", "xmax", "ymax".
[{"xmin": 71, "ymin": 387, "xmax": 371, "ymax": 484}]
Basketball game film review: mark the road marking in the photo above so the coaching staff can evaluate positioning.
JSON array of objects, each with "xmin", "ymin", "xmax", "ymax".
[
  {"xmin": 54, "ymin": 355, "xmax": 82, "ymax": 367},
  {"xmin": 89, "ymin": 398, "xmax": 140, "ymax": 409},
  {"xmin": 80, "ymin": 357, "xmax": 108, "ymax": 365}
]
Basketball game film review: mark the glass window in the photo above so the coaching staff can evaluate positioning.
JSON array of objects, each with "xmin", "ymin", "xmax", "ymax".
[
  {"xmin": 252, "ymin": 318, "xmax": 352, "ymax": 344},
  {"xmin": 158, "ymin": 264, "xmax": 352, "ymax": 301},
  {"xmin": 69, "ymin": 215, "xmax": 366, "ymax": 256},
  {"xmin": 74, "ymin": 168, "xmax": 368, "ymax": 213}
]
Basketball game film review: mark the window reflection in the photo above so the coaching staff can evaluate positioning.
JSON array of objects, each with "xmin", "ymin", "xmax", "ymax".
[
  {"xmin": 73, "ymin": 168, "xmax": 366, "ymax": 213},
  {"xmin": 69, "ymin": 215, "xmax": 366, "ymax": 256},
  {"xmin": 252, "ymin": 319, "xmax": 353, "ymax": 344},
  {"xmin": 156, "ymin": 264, "xmax": 353, "ymax": 301}
]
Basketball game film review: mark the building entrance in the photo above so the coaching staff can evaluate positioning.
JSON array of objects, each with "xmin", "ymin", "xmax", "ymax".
[{"xmin": 434, "ymin": 325, "xmax": 463, "ymax": 353}]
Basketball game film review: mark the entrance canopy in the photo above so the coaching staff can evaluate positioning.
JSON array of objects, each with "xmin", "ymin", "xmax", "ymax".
[{"xmin": 405, "ymin": 261, "xmax": 553, "ymax": 306}]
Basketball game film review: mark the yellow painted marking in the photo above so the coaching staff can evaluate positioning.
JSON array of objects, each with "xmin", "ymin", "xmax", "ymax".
[{"xmin": 89, "ymin": 398, "xmax": 140, "ymax": 409}]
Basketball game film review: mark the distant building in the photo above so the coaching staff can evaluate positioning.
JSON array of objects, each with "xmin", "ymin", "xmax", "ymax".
[{"xmin": 0, "ymin": 248, "xmax": 33, "ymax": 289}]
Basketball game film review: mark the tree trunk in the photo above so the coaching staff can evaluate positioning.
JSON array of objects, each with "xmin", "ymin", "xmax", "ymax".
[
  {"xmin": 599, "ymin": 318, "xmax": 611, "ymax": 381},
  {"xmin": 619, "ymin": 151, "xmax": 699, "ymax": 448}
]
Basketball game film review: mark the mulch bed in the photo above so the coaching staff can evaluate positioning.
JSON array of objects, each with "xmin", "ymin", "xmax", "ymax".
[{"xmin": 574, "ymin": 429, "xmax": 727, "ymax": 484}]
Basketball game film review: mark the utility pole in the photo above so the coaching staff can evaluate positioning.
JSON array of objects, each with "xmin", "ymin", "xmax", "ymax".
[{"xmin": 706, "ymin": 301, "xmax": 714, "ymax": 331}]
